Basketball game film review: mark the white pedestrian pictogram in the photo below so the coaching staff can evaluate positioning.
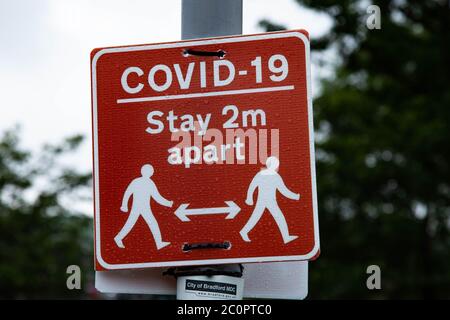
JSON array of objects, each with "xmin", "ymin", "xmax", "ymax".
[
  {"xmin": 114, "ymin": 164, "xmax": 173, "ymax": 250},
  {"xmin": 240, "ymin": 156, "xmax": 300, "ymax": 244}
]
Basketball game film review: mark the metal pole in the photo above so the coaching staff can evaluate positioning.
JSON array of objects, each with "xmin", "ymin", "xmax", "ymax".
[
  {"xmin": 175, "ymin": 0, "xmax": 244, "ymax": 300},
  {"xmin": 182, "ymin": 0, "xmax": 242, "ymax": 40}
]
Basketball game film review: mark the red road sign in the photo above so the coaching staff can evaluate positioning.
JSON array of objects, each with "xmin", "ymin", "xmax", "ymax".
[{"xmin": 91, "ymin": 30, "xmax": 319, "ymax": 270}]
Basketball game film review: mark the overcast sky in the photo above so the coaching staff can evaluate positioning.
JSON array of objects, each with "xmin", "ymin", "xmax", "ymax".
[{"xmin": 0, "ymin": 0, "xmax": 331, "ymax": 174}]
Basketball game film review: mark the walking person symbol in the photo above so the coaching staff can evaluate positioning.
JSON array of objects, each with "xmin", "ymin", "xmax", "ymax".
[
  {"xmin": 114, "ymin": 164, "xmax": 173, "ymax": 250},
  {"xmin": 240, "ymin": 156, "xmax": 300, "ymax": 244}
]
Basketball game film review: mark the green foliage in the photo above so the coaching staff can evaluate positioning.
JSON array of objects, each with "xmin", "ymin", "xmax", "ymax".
[
  {"xmin": 0, "ymin": 129, "xmax": 93, "ymax": 299},
  {"xmin": 258, "ymin": 19, "xmax": 286, "ymax": 32},
  {"xmin": 263, "ymin": 0, "xmax": 450, "ymax": 298}
]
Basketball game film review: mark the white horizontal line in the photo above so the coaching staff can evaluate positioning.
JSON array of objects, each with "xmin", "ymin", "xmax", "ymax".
[{"xmin": 116, "ymin": 85, "xmax": 295, "ymax": 104}]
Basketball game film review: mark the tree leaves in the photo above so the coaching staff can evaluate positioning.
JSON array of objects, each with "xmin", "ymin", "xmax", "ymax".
[
  {"xmin": 0, "ymin": 128, "xmax": 92, "ymax": 299},
  {"xmin": 265, "ymin": 0, "xmax": 450, "ymax": 298}
]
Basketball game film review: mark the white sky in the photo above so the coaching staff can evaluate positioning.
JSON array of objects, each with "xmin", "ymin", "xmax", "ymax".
[{"xmin": 0, "ymin": 0, "xmax": 331, "ymax": 176}]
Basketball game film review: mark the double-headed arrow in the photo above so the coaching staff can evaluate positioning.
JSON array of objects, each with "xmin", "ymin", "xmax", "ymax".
[{"xmin": 175, "ymin": 201, "xmax": 241, "ymax": 222}]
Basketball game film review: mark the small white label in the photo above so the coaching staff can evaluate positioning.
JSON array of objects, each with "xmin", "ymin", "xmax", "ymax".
[{"xmin": 177, "ymin": 275, "xmax": 244, "ymax": 300}]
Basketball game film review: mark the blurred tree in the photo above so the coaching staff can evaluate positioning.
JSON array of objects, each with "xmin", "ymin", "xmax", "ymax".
[
  {"xmin": 0, "ymin": 128, "xmax": 93, "ymax": 299},
  {"xmin": 262, "ymin": 0, "xmax": 450, "ymax": 298}
]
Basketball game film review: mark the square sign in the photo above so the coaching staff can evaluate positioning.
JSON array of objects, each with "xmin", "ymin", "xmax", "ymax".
[{"xmin": 91, "ymin": 30, "xmax": 319, "ymax": 270}]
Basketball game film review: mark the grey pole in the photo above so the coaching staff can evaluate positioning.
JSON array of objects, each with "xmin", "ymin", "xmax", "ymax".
[
  {"xmin": 182, "ymin": 0, "xmax": 243, "ymax": 40},
  {"xmin": 175, "ymin": 0, "xmax": 244, "ymax": 300}
]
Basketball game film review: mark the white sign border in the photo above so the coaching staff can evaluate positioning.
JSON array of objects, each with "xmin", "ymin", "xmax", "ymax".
[{"xmin": 92, "ymin": 31, "xmax": 320, "ymax": 270}]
